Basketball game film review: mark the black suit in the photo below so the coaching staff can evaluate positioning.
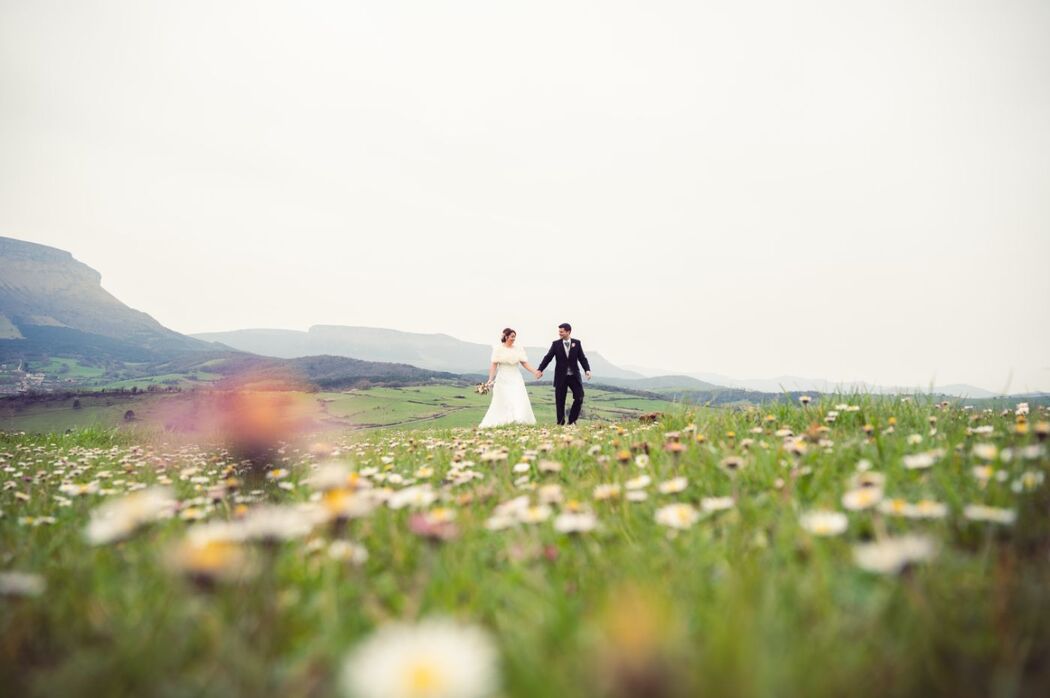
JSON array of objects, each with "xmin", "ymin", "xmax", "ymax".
[{"xmin": 538, "ymin": 338, "xmax": 591, "ymax": 425}]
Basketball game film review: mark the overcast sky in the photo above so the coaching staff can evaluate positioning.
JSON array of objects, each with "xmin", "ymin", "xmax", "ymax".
[{"xmin": 2, "ymin": 1, "xmax": 1048, "ymax": 392}]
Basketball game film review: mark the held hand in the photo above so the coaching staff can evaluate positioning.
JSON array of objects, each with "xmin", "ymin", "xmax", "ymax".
[{"xmin": 534, "ymin": 370, "xmax": 543, "ymax": 379}]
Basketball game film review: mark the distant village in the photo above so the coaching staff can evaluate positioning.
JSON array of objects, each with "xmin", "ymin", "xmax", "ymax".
[{"xmin": 0, "ymin": 360, "xmax": 74, "ymax": 395}]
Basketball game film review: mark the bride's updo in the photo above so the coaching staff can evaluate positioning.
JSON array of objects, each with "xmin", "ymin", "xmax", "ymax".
[{"xmin": 500, "ymin": 327, "xmax": 516, "ymax": 344}]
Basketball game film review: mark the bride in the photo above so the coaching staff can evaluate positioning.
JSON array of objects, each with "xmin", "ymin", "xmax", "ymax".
[{"xmin": 479, "ymin": 327, "xmax": 540, "ymax": 428}]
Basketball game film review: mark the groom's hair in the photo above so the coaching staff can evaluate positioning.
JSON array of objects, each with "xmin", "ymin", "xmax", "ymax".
[{"xmin": 558, "ymin": 323, "xmax": 572, "ymax": 332}]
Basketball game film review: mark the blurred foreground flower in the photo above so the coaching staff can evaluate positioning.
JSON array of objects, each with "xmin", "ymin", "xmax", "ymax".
[
  {"xmin": 700, "ymin": 496, "xmax": 734, "ymax": 513},
  {"xmin": 341, "ymin": 617, "xmax": 499, "ymax": 698},
  {"xmin": 410, "ymin": 509, "xmax": 460, "ymax": 541},
  {"xmin": 799, "ymin": 510, "xmax": 848, "ymax": 536},
  {"xmin": 217, "ymin": 389, "xmax": 309, "ymax": 471},
  {"xmin": 84, "ymin": 486, "xmax": 176, "ymax": 545},
  {"xmin": 0, "ymin": 571, "xmax": 45, "ymax": 597},
  {"xmin": 902, "ymin": 450, "xmax": 944, "ymax": 470},
  {"xmin": 853, "ymin": 535, "xmax": 937, "ymax": 574},
  {"xmin": 655, "ymin": 504, "xmax": 699, "ymax": 530},
  {"xmin": 554, "ymin": 510, "xmax": 598, "ymax": 534},
  {"xmin": 963, "ymin": 504, "xmax": 1017, "ymax": 525},
  {"xmin": 238, "ymin": 504, "xmax": 326, "ymax": 543},
  {"xmin": 658, "ymin": 477, "xmax": 688, "ymax": 494},
  {"xmin": 878, "ymin": 498, "xmax": 948, "ymax": 519},
  {"xmin": 842, "ymin": 487, "xmax": 883, "ymax": 511},
  {"xmin": 167, "ymin": 522, "xmax": 250, "ymax": 585},
  {"xmin": 587, "ymin": 583, "xmax": 691, "ymax": 698},
  {"xmin": 328, "ymin": 540, "xmax": 369, "ymax": 565}
]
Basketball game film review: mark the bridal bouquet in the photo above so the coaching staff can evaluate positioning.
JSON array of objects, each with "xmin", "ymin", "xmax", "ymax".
[{"xmin": 475, "ymin": 382, "xmax": 492, "ymax": 395}]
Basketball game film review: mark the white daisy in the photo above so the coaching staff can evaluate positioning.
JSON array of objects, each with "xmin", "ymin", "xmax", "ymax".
[
  {"xmin": 655, "ymin": 503, "xmax": 700, "ymax": 529},
  {"xmin": 799, "ymin": 510, "xmax": 848, "ymax": 536},
  {"xmin": 902, "ymin": 451, "xmax": 940, "ymax": 470},
  {"xmin": 537, "ymin": 484, "xmax": 563, "ymax": 504},
  {"xmin": 853, "ymin": 535, "xmax": 936, "ymax": 574},
  {"xmin": 238, "ymin": 504, "xmax": 325, "ymax": 542},
  {"xmin": 84, "ymin": 486, "xmax": 176, "ymax": 545},
  {"xmin": 972, "ymin": 443, "xmax": 999, "ymax": 460},
  {"xmin": 624, "ymin": 475, "xmax": 651, "ymax": 491},
  {"xmin": 657, "ymin": 477, "xmax": 688, "ymax": 494},
  {"xmin": 963, "ymin": 504, "xmax": 1016, "ymax": 525},
  {"xmin": 518, "ymin": 504, "xmax": 552, "ymax": 524},
  {"xmin": 700, "ymin": 496, "xmax": 734, "ymax": 513},
  {"xmin": 341, "ymin": 617, "xmax": 499, "ymax": 698},
  {"xmin": 387, "ymin": 485, "xmax": 437, "ymax": 510},
  {"xmin": 553, "ymin": 511, "xmax": 598, "ymax": 534},
  {"xmin": 0, "ymin": 571, "xmax": 45, "ymax": 597},
  {"xmin": 329, "ymin": 540, "xmax": 369, "ymax": 565},
  {"xmin": 842, "ymin": 487, "xmax": 883, "ymax": 511},
  {"xmin": 538, "ymin": 460, "xmax": 563, "ymax": 473}
]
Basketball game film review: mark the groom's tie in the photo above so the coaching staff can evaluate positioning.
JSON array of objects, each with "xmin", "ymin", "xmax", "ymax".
[{"xmin": 564, "ymin": 340, "xmax": 573, "ymax": 375}]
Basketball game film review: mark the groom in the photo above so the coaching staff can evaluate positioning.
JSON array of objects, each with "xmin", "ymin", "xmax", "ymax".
[{"xmin": 536, "ymin": 323, "xmax": 591, "ymax": 425}]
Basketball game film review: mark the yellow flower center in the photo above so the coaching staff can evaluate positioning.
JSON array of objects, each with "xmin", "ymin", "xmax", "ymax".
[
  {"xmin": 183, "ymin": 540, "xmax": 238, "ymax": 574},
  {"xmin": 324, "ymin": 488, "xmax": 349, "ymax": 513},
  {"xmin": 405, "ymin": 660, "xmax": 445, "ymax": 696}
]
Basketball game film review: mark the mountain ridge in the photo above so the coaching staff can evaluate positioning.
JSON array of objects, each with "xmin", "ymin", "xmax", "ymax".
[
  {"xmin": 0, "ymin": 236, "xmax": 457, "ymax": 390},
  {"xmin": 620, "ymin": 364, "xmax": 1003, "ymax": 399},
  {"xmin": 1, "ymin": 235, "xmax": 1030, "ymax": 399},
  {"xmin": 0, "ymin": 236, "xmax": 211, "ymax": 357},
  {"xmin": 191, "ymin": 325, "xmax": 645, "ymax": 380}
]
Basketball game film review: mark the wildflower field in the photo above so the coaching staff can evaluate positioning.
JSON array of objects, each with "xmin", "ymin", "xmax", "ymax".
[{"xmin": 2, "ymin": 397, "xmax": 1049, "ymax": 697}]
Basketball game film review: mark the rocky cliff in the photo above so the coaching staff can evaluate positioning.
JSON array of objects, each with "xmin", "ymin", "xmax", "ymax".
[{"xmin": 0, "ymin": 236, "xmax": 209, "ymax": 356}]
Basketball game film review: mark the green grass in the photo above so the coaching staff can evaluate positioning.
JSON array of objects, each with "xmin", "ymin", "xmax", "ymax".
[
  {"xmin": 0, "ymin": 393, "xmax": 168, "ymax": 433},
  {"xmin": 321, "ymin": 385, "xmax": 682, "ymax": 430},
  {"xmin": 2, "ymin": 396, "xmax": 1048, "ymax": 697},
  {"xmin": 26, "ymin": 357, "xmax": 107, "ymax": 379},
  {"xmin": 0, "ymin": 384, "xmax": 680, "ymax": 434},
  {"xmin": 96, "ymin": 371, "xmax": 223, "ymax": 390}
]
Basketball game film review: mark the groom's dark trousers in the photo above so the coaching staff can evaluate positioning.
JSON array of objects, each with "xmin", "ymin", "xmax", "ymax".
[
  {"xmin": 556, "ymin": 374, "xmax": 585, "ymax": 425},
  {"xmin": 538, "ymin": 338, "xmax": 590, "ymax": 425}
]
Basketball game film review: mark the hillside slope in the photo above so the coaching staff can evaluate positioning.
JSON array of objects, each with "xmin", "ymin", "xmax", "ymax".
[{"xmin": 0, "ymin": 236, "xmax": 212, "ymax": 358}]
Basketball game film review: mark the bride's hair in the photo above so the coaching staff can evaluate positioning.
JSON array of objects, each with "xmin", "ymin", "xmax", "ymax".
[{"xmin": 500, "ymin": 327, "xmax": 516, "ymax": 344}]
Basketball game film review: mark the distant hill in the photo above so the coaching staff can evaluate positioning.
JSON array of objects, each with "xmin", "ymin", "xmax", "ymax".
[
  {"xmin": 685, "ymin": 374, "xmax": 1002, "ymax": 399},
  {"xmin": 191, "ymin": 325, "xmax": 645, "ymax": 379},
  {"xmin": 0, "ymin": 237, "xmax": 460, "ymax": 391},
  {"xmin": 0, "ymin": 236, "xmax": 214, "ymax": 360},
  {"xmin": 153, "ymin": 352, "xmax": 458, "ymax": 391},
  {"xmin": 622, "ymin": 363, "xmax": 1002, "ymax": 399},
  {"xmin": 592, "ymin": 374, "xmax": 724, "ymax": 391}
]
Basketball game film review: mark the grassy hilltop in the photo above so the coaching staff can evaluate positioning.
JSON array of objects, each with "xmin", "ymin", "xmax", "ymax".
[{"xmin": 1, "ymin": 396, "xmax": 1048, "ymax": 697}]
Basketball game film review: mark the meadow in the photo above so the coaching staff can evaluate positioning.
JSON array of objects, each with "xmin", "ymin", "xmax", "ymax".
[
  {"xmin": 0, "ymin": 384, "xmax": 681, "ymax": 434},
  {"xmin": 1, "ymin": 396, "xmax": 1048, "ymax": 697}
]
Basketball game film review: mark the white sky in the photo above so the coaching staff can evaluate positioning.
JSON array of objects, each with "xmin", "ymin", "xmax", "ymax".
[{"xmin": 2, "ymin": 0, "xmax": 1048, "ymax": 392}]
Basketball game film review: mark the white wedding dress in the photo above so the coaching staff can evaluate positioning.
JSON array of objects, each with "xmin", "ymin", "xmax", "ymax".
[{"xmin": 479, "ymin": 344, "xmax": 536, "ymax": 428}]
